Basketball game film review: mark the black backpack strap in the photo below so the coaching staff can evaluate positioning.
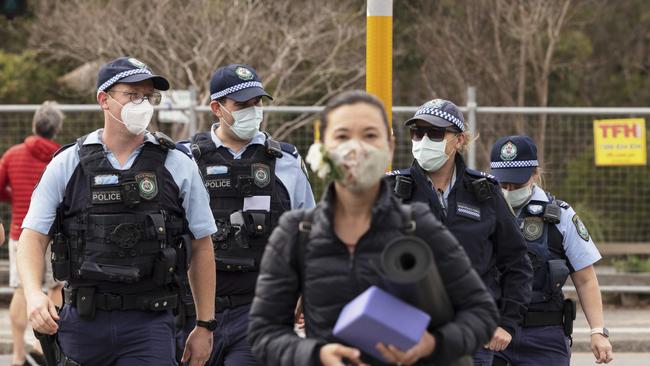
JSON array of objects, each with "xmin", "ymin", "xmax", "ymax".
[{"xmin": 296, "ymin": 208, "xmax": 315, "ymax": 289}]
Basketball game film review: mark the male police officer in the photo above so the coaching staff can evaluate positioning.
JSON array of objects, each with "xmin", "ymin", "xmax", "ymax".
[
  {"xmin": 18, "ymin": 57, "xmax": 217, "ymax": 366},
  {"xmin": 387, "ymin": 99, "xmax": 532, "ymax": 365},
  {"xmin": 181, "ymin": 64, "xmax": 315, "ymax": 365}
]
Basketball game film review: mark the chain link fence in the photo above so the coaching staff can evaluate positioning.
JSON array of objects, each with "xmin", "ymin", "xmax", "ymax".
[{"xmin": 1, "ymin": 105, "xmax": 649, "ymax": 260}]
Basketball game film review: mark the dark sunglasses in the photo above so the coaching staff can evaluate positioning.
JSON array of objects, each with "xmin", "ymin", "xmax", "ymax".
[{"xmin": 409, "ymin": 126, "xmax": 456, "ymax": 142}]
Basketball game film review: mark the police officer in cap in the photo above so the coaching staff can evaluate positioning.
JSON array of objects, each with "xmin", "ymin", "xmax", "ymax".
[
  {"xmin": 490, "ymin": 135, "xmax": 613, "ymax": 365},
  {"xmin": 181, "ymin": 64, "xmax": 315, "ymax": 365},
  {"xmin": 387, "ymin": 99, "xmax": 533, "ymax": 365},
  {"xmin": 18, "ymin": 56, "xmax": 217, "ymax": 366}
]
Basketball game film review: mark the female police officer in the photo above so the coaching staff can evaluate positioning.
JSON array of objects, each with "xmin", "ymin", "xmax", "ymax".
[
  {"xmin": 248, "ymin": 91, "xmax": 498, "ymax": 365},
  {"xmin": 387, "ymin": 99, "xmax": 533, "ymax": 366},
  {"xmin": 490, "ymin": 135, "xmax": 613, "ymax": 365}
]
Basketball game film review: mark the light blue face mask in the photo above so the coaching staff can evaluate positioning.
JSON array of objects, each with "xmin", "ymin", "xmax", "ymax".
[
  {"xmin": 505, "ymin": 184, "xmax": 533, "ymax": 208},
  {"xmin": 411, "ymin": 135, "xmax": 459, "ymax": 172},
  {"xmin": 219, "ymin": 103, "xmax": 263, "ymax": 140}
]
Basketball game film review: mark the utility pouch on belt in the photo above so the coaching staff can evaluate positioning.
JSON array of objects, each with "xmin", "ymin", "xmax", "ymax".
[
  {"xmin": 153, "ymin": 247, "xmax": 177, "ymax": 286},
  {"xmin": 547, "ymin": 259, "xmax": 570, "ymax": 290},
  {"xmin": 563, "ymin": 299, "xmax": 576, "ymax": 337},
  {"xmin": 80, "ymin": 262, "xmax": 141, "ymax": 283},
  {"xmin": 76, "ymin": 287, "xmax": 96, "ymax": 320}
]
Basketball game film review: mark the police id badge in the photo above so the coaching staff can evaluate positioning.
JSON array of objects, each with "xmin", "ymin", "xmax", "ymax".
[
  {"xmin": 135, "ymin": 172, "xmax": 158, "ymax": 200},
  {"xmin": 252, "ymin": 163, "xmax": 271, "ymax": 188},
  {"xmin": 523, "ymin": 217, "xmax": 544, "ymax": 241},
  {"xmin": 456, "ymin": 202, "xmax": 481, "ymax": 221},
  {"xmin": 572, "ymin": 214, "xmax": 590, "ymax": 241}
]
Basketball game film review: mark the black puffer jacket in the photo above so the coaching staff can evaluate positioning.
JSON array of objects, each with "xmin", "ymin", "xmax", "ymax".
[{"xmin": 248, "ymin": 181, "xmax": 499, "ymax": 365}]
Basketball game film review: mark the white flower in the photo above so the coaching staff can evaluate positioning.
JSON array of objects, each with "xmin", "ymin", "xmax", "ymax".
[{"xmin": 305, "ymin": 143, "xmax": 331, "ymax": 179}]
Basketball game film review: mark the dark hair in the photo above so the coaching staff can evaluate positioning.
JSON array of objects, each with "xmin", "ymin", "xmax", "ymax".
[
  {"xmin": 32, "ymin": 101, "xmax": 64, "ymax": 139},
  {"xmin": 320, "ymin": 90, "xmax": 390, "ymax": 140}
]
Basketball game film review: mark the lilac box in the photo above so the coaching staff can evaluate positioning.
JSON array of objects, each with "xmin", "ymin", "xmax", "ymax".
[{"xmin": 333, "ymin": 286, "xmax": 431, "ymax": 361}]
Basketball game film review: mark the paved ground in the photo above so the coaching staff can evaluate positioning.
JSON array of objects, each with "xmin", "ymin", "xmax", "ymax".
[
  {"xmin": 0, "ymin": 353, "xmax": 647, "ymax": 365},
  {"xmin": 1, "ymin": 305, "xmax": 648, "ymax": 364}
]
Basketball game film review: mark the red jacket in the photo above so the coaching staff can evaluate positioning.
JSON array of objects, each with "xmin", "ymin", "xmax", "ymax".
[{"xmin": 0, "ymin": 136, "xmax": 60, "ymax": 240}]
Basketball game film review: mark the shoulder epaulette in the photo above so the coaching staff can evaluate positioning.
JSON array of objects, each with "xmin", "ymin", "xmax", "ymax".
[
  {"xmin": 152, "ymin": 131, "xmax": 176, "ymax": 151},
  {"xmin": 555, "ymin": 199, "xmax": 570, "ymax": 210},
  {"xmin": 386, "ymin": 168, "xmax": 411, "ymax": 176},
  {"xmin": 465, "ymin": 168, "xmax": 499, "ymax": 184},
  {"xmin": 279, "ymin": 142, "xmax": 299, "ymax": 159},
  {"xmin": 174, "ymin": 141, "xmax": 193, "ymax": 159}
]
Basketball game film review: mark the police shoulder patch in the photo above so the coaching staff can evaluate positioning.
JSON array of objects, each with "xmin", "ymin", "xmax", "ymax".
[{"xmin": 572, "ymin": 214, "xmax": 590, "ymax": 241}]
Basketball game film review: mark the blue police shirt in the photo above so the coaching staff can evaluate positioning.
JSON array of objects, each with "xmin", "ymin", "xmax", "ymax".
[
  {"xmin": 23, "ymin": 129, "xmax": 217, "ymax": 240},
  {"xmin": 519, "ymin": 186, "xmax": 601, "ymax": 271},
  {"xmin": 182, "ymin": 124, "xmax": 316, "ymax": 210}
]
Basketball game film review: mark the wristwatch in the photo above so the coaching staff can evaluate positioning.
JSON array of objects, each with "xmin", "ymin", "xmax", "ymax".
[
  {"xmin": 590, "ymin": 327, "xmax": 609, "ymax": 338},
  {"xmin": 196, "ymin": 319, "xmax": 218, "ymax": 331}
]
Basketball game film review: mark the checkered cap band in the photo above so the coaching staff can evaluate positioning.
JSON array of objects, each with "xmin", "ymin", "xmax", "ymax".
[
  {"xmin": 97, "ymin": 68, "xmax": 153, "ymax": 93},
  {"xmin": 490, "ymin": 160, "xmax": 539, "ymax": 169},
  {"xmin": 415, "ymin": 107, "xmax": 465, "ymax": 131},
  {"xmin": 210, "ymin": 81, "xmax": 264, "ymax": 100}
]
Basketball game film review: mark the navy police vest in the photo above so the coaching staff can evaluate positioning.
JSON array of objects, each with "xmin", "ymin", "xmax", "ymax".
[
  {"xmin": 51, "ymin": 135, "xmax": 187, "ymax": 296},
  {"xmin": 518, "ymin": 192, "xmax": 570, "ymax": 312},
  {"xmin": 189, "ymin": 132, "xmax": 291, "ymax": 278}
]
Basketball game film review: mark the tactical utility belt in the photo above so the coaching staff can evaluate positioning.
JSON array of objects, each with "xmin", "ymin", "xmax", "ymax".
[
  {"xmin": 523, "ymin": 299, "xmax": 576, "ymax": 337},
  {"xmin": 64, "ymin": 287, "xmax": 178, "ymax": 320}
]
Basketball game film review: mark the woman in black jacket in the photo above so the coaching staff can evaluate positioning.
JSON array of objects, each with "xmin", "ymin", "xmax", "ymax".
[{"xmin": 248, "ymin": 91, "xmax": 499, "ymax": 366}]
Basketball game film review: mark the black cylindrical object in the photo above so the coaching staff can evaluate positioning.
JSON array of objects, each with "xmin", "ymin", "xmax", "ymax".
[{"xmin": 380, "ymin": 235, "xmax": 454, "ymax": 328}]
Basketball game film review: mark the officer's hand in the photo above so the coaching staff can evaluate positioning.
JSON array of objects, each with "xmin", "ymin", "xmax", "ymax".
[
  {"xmin": 320, "ymin": 343, "xmax": 369, "ymax": 366},
  {"xmin": 376, "ymin": 331, "xmax": 436, "ymax": 366},
  {"xmin": 182, "ymin": 326, "xmax": 213, "ymax": 366},
  {"xmin": 26, "ymin": 291, "xmax": 59, "ymax": 335},
  {"xmin": 484, "ymin": 326, "xmax": 512, "ymax": 352},
  {"xmin": 591, "ymin": 334, "xmax": 613, "ymax": 364}
]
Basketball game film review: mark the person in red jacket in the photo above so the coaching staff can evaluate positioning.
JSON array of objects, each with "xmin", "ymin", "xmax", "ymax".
[{"xmin": 0, "ymin": 101, "xmax": 65, "ymax": 366}]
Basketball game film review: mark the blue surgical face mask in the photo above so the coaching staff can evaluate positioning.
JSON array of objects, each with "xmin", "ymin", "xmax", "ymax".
[{"xmin": 219, "ymin": 102, "xmax": 263, "ymax": 140}]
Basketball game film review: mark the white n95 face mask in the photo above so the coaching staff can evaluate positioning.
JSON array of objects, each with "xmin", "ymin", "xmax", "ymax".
[
  {"xmin": 412, "ymin": 135, "xmax": 450, "ymax": 172},
  {"xmin": 108, "ymin": 95, "xmax": 153, "ymax": 135},
  {"xmin": 220, "ymin": 103, "xmax": 263, "ymax": 140}
]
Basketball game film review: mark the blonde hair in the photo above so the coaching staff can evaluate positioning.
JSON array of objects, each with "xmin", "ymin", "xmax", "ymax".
[
  {"xmin": 456, "ymin": 126, "xmax": 478, "ymax": 154},
  {"xmin": 531, "ymin": 167, "xmax": 545, "ymax": 189}
]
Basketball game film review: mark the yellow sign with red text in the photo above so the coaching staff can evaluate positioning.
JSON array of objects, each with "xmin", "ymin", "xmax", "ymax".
[{"xmin": 593, "ymin": 118, "xmax": 646, "ymax": 166}]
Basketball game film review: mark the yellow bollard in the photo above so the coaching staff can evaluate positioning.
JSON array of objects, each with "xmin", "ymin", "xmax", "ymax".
[{"xmin": 366, "ymin": 0, "xmax": 393, "ymax": 132}]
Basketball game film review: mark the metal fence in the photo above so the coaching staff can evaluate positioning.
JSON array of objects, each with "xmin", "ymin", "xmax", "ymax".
[{"xmin": 1, "ymin": 102, "xmax": 650, "ymax": 260}]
